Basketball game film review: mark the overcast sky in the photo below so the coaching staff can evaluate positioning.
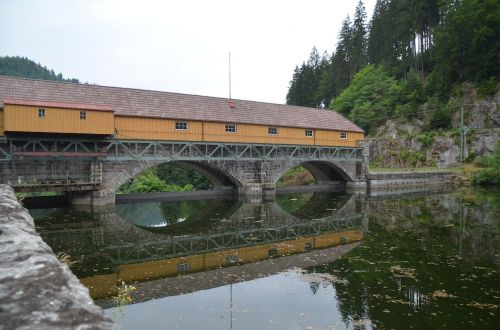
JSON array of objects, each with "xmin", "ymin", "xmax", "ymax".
[{"xmin": 1, "ymin": 0, "xmax": 375, "ymax": 104}]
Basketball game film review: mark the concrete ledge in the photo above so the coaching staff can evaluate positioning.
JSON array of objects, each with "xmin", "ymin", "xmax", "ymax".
[
  {"xmin": 367, "ymin": 171, "xmax": 452, "ymax": 188},
  {"xmin": 0, "ymin": 184, "xmax": 118, "ymax": 330}
]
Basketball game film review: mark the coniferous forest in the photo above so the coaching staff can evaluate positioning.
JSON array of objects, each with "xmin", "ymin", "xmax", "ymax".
[
  {"xmin": 0, "ymin": 56, "xmax": 79, "ymax": 83},
  {"xmin": 286, "ymin": 0, "xmax": 500, "ymax": 132}
]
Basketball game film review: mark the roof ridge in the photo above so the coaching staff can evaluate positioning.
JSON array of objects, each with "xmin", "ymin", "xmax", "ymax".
[
  {"xmin": 0, "ymin": 75, "xmax": 365, "ymax": 133},
  {"xmin": 0, "ymin": 75, "xmax": 296, "ymax": 109}
]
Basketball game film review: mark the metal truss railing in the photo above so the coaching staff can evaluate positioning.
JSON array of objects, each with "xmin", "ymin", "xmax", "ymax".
[
  {"xmin": 104, "ymin": 213, "xmax": 364, "ymax": 264},
  {"xmin": 0, "ymin": 136, "xmax": 363, "ymax": 162}
]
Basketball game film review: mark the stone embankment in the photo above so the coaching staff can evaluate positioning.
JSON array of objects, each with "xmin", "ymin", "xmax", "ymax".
[
  {"xmin": 367, "ymin": 171, "xmax": 453, "ymax": 189},
  {"xmin": 0, "ymin": 184, "xmax": 117, "ymax": 330}
]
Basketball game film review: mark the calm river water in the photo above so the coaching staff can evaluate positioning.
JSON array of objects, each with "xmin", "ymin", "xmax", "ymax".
[{"xmin": 29, "ymin": 188, "xmax": 500, "ymax": 329}]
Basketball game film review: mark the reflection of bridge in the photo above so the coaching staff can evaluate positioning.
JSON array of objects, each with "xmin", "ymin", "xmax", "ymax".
[
  {"xmin": 37, "ymin": 193, "xmax": 365, "ymax": 262},
  {"xmin": 0, "ymin": 76, "xmax": 368, "ymax": 206},
  {"xmin": 35, "ymin": 192, "xmax": 367, "ymax": 299},
  {"xmin": 103, "ymin": 213, "xmax": 363, "ymax": 264}
]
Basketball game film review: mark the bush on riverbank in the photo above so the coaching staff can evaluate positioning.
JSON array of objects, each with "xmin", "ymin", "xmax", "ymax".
[
  {"xmin": 117, "ymin": 170, "xmax": 194, "ymax": 194},
  {"xmin": 473, "ymin": 139, "xmax": 500, "ymax": 187}
]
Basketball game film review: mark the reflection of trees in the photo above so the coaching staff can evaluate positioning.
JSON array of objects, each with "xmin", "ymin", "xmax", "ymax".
[
  {"xmin": 276, "ymin": 191, "xmax": 352, "ymax": 219},
  {"xmin": 306, "ymin": 193, "xmax": 500, "ymax": 329},
  {"xmin": 115, "ymin": 199, "xmax": 238, "ymax": 234},
  {"xmin": 157, "ymin": 198, "xmax": 239, "ymax": 235}
]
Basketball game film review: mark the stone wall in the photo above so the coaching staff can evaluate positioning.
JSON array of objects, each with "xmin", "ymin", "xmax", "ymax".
[
  {"xmin": 367, "ymin": 171, "xmax": 453, "ymax": 188},
  {"xmin": 0, "ymin": 184, "xmax": 117, "ymax": 329}
]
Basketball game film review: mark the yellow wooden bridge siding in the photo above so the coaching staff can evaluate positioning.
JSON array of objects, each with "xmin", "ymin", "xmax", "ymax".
[
  {"xmin": 0, "ymin": 110, "xmax": 4, "ymax": 135},
  {"xmin": 115, "ymin": 116, "xmax": 364, "ymax": 147},
  {"xmin": 3, "ymin": 105, "xmax": 114, "ymax": 135},
  {"xmin": 0, "ymin": 106, "xmax": 364, "ymax": 147},
  {"xmin": 80, "ymin": 229, "xmax": 363, "ymax": 299}
]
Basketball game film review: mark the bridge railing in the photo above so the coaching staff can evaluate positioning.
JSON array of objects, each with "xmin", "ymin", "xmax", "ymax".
[{"xmin": 0, "ymin": 136, "xmax": 364, "ymax": 162}]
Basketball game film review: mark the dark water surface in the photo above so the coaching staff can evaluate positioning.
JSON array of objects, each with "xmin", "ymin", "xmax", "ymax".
[{"xmin": 30, "ymin": 188, "xmax": 500, "ymax": 329}]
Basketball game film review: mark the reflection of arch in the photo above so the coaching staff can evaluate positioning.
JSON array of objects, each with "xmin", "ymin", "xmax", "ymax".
[
  {"xmin": 37, "ymin": 193, "xmax": 362, "ymax": 266},
  {"xmin": 119, "ymin": 198, "xmax": 241, "ymax": 235},
  {"xmin": 276, "ymin": 191, "xmax": 354, "ymax": 219},
  {"xmin": 109, "ymin": 160, "xmax": 242, "ymax": 194}
]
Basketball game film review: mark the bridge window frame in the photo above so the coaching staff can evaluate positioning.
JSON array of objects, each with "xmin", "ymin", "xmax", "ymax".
[
  {"xmin": 175, "ymin": 121, "xmax": 188, "ymax": 130},
  {"xmin": 268, "ymin": 127, "xmax": 278, "ymax": 135},
  {"xmin": 225, "ymin": 124, "xmax": 237, "ymax": 133},
  {"xmin": 340, "ymin": 132, "xmax": 348, "ymax": 140},
  {"xmin": 305, "ymin": 129, "xmax": 313, "ymax": 137},
  {"xmin": 177, "ymin": 263, "xmax": 191, "ymax": 273},
  {"xmin": 38, "ymin": 108, "xmax": 45, "ymax": 118},
  {"xmin": 226, "ymin": 255, "xmax": 239, "ymax": 264},
  {"xmin": 80, "ymin": 111, "xmax": 87, "ymax": 120}
]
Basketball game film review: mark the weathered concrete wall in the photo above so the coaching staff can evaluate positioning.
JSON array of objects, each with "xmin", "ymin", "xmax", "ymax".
[
  {"xmin": 368, "ymin": 171, "xmax": 452, "ymax": 188},
  {"xmin": 0, "ymin": 184, "xmax": 117, "ymax": 330}
]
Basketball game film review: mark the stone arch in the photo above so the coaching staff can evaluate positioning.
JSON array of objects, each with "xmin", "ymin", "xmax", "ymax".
[{"xmin": 103, "ymin": 160, "xmax": 243, "ymax": 194}]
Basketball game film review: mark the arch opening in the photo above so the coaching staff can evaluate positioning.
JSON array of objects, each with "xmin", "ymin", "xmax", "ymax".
[
  {"xmin": 276, "ymin": 161, "xmax": 352, "ymax": 189},
  {"xmin": 115, "ymin": 161, "xmax": 241, "ymax": 195}
]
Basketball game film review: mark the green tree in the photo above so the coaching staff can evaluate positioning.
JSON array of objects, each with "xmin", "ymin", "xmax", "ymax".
[
  {"xmin": 332, "ymin": 65, "xmax": 399, "ymax": 132},
  {"xmin": 286, "ymin": 47, "xmax": 325, "ymax": 107},
  {"xmin": 155, "ymin": 163, "xmax": 211, "ymax": 190},
  {"xmin": 351, "ymin": 1, "xmax": 368, "ymax": 74},
  {"xmin": 429, "ymin": 0, "xmax": 500, "ymax": 95}
]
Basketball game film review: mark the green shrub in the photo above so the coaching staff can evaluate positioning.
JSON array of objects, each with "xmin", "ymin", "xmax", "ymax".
[
  {"xmin": 473, "ymin": 139, "xmax": 500, "ymax": 186},
  {"xmin": 477, "ymin": 78, "xmax": 499, "ymax": 98},
  {"xmin": 415, "ymin": 132, "xmax": 435, "ymax": 148}
]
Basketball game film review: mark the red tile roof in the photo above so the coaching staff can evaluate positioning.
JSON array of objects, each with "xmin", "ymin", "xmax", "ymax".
[
  {"xmin": 4, "ymin": 98, "xmax": 114, "ymax": 112},
  {"xmin": 0, "ymin": 75, "xmax": 364, "ymax": 133}
]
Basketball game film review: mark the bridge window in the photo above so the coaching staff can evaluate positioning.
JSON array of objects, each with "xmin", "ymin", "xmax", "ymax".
[
  {"xmin": 268, "ymin": 127, "xmax": 278, "ymax": 135},
  {"xmin": 80, "ymin": 111, "xmax": 86, "ymax": 120},
  {"xmin": 177, "ymin": 263, "xmax": 191, "ymax": 273},
  {"xmin": 38, "ymin": 108, "xmax": 45, "ymax": 118},
  {"xmin": 226, "ymin": 255, "xmax": 239, "ymax": 264},
  {"xmin": 175, "ymin": 121, "xmax": 188, "ymax": 130},
  {"xmin": 340, "ymin": 132, "xmax": 348, "ymax": 139},
  {"xmin": 225, "ymin": 124, "xmax": 237, "ymax": 133},
  {"xmin": 305, "ymin": 129, "xmax": 313, "ymax": 137}
]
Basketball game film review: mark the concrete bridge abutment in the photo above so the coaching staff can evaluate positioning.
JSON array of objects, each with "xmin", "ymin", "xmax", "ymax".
[{"xmin": 1, "ymin": 158, "xmax": 368, "ymax": 206}]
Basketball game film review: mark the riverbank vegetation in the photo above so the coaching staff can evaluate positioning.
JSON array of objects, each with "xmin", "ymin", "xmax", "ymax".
[
  {"xmin": 117, "ymin": 163, "xmax": 211, "ymax": 194},
  {"xmin": 473, "ymin": 140, "xmax": 500, "ymax": 186}
]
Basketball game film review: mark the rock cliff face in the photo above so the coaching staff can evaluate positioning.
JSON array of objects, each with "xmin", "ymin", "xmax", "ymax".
[{"xmin": 367, "ymin": 86, "xmax": 499, "ymax": 167}]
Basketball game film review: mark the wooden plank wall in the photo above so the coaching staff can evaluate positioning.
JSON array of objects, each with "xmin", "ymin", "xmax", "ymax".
[
  {"xmin": 115, "ymin": 116, "xmax": 364, "ymax": 147},
  {"xmin": 3, "ymin": 105, "xmax": 114, "ymax": 135},
  {"xmin": 1, "ymin": 107, "xmax": 364, "ymax": 147}
]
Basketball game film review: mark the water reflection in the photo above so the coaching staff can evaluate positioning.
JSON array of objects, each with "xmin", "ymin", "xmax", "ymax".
[
  {"xmin": 31, "ymin": 188, "xmax": 500, "ymax": 329},
  {"xmin": 33, "ymin": 192, "xmax": 365, "ymax": 300}
]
